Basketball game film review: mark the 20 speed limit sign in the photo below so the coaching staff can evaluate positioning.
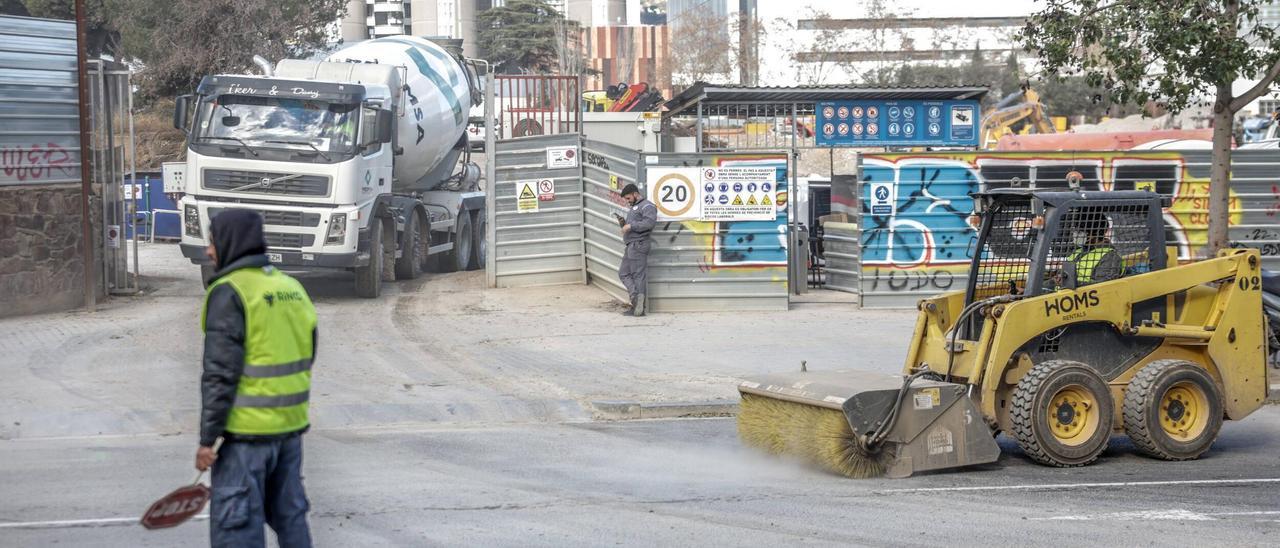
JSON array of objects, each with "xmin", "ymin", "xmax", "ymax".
[{"xmin": 646, "ymin": 167, "xmax": 702, "ymax": 221}]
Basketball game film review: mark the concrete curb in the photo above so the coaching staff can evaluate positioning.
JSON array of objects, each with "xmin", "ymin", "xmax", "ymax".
[{"xmin": 590, "ymin": 400, "xmax": 739, "ymax": 421}]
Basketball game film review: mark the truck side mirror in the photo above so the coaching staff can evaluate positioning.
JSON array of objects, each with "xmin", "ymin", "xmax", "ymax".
[
  {"xmin": 173, "ymin": 95, "xmax": 192, "ymax": 131},
  {"xmin": 377, "ymin": 109, "xmax": 394, "ymax": 143}
]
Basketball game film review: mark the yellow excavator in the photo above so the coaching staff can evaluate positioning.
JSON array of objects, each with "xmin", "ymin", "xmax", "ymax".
[
  {"xmin": 738, "ymin": 186, "xmax": 1270, "ymax": 478},
  {"xmin": 980, "ymin": 87, "xmax": 1056, "ymax": 149}
]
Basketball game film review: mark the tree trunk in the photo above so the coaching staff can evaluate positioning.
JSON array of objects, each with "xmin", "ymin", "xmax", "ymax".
[{"xmin": 1207, "ymin": 84, "xmax": 1235, "ymax": 256}]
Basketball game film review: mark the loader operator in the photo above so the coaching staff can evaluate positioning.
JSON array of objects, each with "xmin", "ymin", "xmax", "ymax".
[
  {"xmin": 1056, "ymin": 211, "xmax": 1123, "ymax": 289},
  {"xmin": 196, "ymin": 209, "xmax": 317, "ymax": 548},
  {"xmin": 618, "ymin": 183, "xmax": 657, "ymax": 316}
]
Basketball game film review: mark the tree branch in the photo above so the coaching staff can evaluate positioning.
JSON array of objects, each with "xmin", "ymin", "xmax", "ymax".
[{"xmin": 1229, "ymin": 57, "xmax": 1280, "ymax": 112}]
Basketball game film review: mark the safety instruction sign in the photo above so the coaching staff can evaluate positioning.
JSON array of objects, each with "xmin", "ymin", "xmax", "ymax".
[
  {"xmin": 816, "ymin": 99, "xmax": 982, "ymax": 147},
  {"xmin": 516, "ymin": 181, "xmax": 539, "ymax": 213},
  {"xmin": 870, "ymin": 182, "xmax": 895, "ymax": 216},
  {"xmin": 546, "ymin": 146, "xmax": 579, "ymax": 169},
  {"xmin": 645, "ymin": 166, "xmax": 780, "ymax": 222},
  {"xmin": 700, "ymin": 167, "xmax": 777, "ymax": 222},
  {"xmin": 537, "ymin": 179, "xmax": 555, "ymax": 201},
  {"xmin": 648, "ymin": 167, "xmax": 701, "ymax": 221}
]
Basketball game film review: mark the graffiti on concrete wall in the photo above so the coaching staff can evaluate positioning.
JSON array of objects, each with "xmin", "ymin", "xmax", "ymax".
[{"xmin": 860, "ymin": 151, "xmax": 1248, "ymax": 299}]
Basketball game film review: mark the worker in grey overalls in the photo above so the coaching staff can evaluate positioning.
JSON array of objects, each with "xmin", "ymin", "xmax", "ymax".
[{"xmin": 618, "ymin": 183, "xmax": 657, "ymax": 316}]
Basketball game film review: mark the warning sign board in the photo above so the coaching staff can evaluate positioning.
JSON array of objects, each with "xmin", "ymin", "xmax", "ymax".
[
  {"xmin": 647, "ymin": 167, "xmax": 701, "ymax": 221},
  {"xmin": 701, "ymin": 167, "xmax": 777, "ymax": 221},
  {"xmin": 516, "ymin": 181, "xmax": 539, "ymax": 213},
  {"xmin": 546, "ymin": 146, "xmax": 578, "ymax": 169},
  {"xmin": 537, "ymin": 179, "xmax": 555, "ymax": 201}
]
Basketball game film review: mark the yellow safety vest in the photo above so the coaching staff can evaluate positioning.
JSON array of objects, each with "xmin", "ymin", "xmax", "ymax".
[
  {"xmin": 202, "ymin": 265, "xmax": 317, "ymax": 436},
  {"xmin": 1067, "ymin": 246, "xmax": 1119, "ymax": 284}
]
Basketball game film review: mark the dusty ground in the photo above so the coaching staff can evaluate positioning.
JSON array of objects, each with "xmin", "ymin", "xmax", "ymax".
[{"xmin": 0, "ymin": 242, "xmax": 1276, "ymax": 546}]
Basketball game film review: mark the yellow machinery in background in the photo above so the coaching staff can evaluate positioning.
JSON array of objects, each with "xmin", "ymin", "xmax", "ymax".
[
  {"xmin": 738, "ymin": 188, "xmax": 1270, "ymax": 478},
  {"xmin": 980, "ymin": 87, "xmax": 1056, "ymax": 149}
]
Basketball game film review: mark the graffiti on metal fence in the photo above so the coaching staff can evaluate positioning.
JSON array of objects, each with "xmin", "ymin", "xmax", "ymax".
[
  {"xmin": 1, "ymin": 143, "xmax": 75, "ymax": 182},
  {"xmin": 860, "ymin": 151, "xmax": 1248, "ymax": 295}
]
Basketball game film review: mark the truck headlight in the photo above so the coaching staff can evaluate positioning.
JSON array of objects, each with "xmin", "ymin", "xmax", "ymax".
[
  {"xmin": 184, "ymin": 205, "xmax": 201, "ymax": 237},
  {"xmin": 326, "ymin": 213, "xmax": 347, "ymax": 244}
]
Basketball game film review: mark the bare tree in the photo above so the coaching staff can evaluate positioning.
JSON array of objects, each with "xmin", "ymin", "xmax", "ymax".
[
  {"xmin": 552, "ymin": 17, "xmax": 587, "ymax": 76},
  {"xmin": 773, "ymin": 9, "xmax": 851, "ymax": 85},
  {"xmin": 663, "ymin": 8, "xmax": 734, "ymax": 88}
]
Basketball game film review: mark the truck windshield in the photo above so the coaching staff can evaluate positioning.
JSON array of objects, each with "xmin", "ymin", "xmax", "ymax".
[{"xmin": 194, "ymin": 95, "xmax": 359, "ymax": 154}]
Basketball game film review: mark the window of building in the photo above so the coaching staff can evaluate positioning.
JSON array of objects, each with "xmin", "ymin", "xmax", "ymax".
[
  {"xmin": 1259, "ymin": 100, "xmax": 1280, "ymax": 117},
  {"xmin": 374, "ymin": 12, "xmax": 388, "ymax": 25}
]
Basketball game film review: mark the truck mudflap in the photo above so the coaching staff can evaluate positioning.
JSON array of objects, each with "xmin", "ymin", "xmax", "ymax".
[{"xmin": 738, "ymin": 370, "xmax": 1001, "ymax": 478}]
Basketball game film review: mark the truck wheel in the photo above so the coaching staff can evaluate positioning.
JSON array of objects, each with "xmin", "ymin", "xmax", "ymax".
[
  {"xmin": 1123, "ymin": 360, "xmax": 1224, "ymax": 461},
  {"xmin": 450, "ymin": 210, "xmax": 473, "ymax": 273},
  {"xmin": 200, "ymin": 264, "xmax": 216, "ymax": 288},
  {"xmin": 1011, "ymin": 360, "xmax": 1113, "ymax": 467},
  {"xmin": 354, "ymin": 219, "xmax": 383, "ymax": 298},
  {"xmin": 394, "ymin": 210, "xmax": 426, "ymax": 280},
  {"xmin": 468, "ymin": 210, "xmax": 485, "ymax": 271}
]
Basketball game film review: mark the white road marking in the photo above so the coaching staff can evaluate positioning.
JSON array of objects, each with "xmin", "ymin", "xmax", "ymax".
[
  {"xmin": 1032, "ymin": 509, "xmax": 1215, "ymax": 521},
  {"xmin": 0, "ymin": 514, "xmax": 207, "ymax": 530},
  {"xmin": 878, "ymin": 477, "xmax": 1280, "ymax": 495}
]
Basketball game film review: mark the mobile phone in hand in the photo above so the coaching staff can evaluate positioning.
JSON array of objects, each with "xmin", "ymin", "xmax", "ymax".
[{"xmin": 614, "ymin": 213, "xmax": 626, "ymax": 226}]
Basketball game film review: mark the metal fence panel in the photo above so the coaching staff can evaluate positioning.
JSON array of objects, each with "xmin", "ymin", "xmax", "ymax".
[
  {"xmin": 640, "ymin": 152, "xmax": 790, "ymax": 312},
  {"xmin": 0, "ymin": 16, "xmax": 81, "ymax": 187},
  {"xmin": 491, "ymin": 133, "xmax": 585, "ymax": 288},
  {"xmin": 580, "ymin": 138, "xmax": 639, "ymax": 302},
  {"xmin": 857, "ymin": 149, "xmax": 1280, "ymax": 308},
  {"xmin": 821, "ymin": 221, "xmax": 860, "ymax": 293}
]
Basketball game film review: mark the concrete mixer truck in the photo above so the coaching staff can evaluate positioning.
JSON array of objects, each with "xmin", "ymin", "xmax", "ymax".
[{"xmin": 173, "ymin": 36, "xmax": 488, "ymax": 297}]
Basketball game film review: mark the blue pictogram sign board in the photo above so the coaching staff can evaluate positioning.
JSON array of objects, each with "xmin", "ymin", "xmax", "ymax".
[{"xmin": 815, "ymin": 99, "xmax": 981, "ymax": 147}]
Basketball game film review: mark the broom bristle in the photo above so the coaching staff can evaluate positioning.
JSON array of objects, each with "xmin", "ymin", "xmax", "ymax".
[{"xmin": 737, "ymin": 393, "xmax": 891, "ymax": 478}]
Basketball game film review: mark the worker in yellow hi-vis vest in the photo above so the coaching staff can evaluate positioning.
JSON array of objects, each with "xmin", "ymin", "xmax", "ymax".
[
  {"xmin": 1057, "ymin": 210, "xmax": 1123, "ymax": 289},
  {"xmin": 195, "ymin": 209, "xmax": 317, "ymax": 547}
]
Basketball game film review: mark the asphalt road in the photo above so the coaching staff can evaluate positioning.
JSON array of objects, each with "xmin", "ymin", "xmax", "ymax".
[
  {"xmin": 1, "ymin": 243, "xmax": 1277, "ymax": 546},
  {"xmin": 1, "ymin": 411, "xmax": 1278, "ymax": 546}
]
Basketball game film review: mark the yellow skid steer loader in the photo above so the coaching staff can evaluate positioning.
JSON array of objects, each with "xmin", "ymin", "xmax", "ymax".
[{"xmin": 738, "ymin": 188, "xmax": 1270, "ymax": 478}]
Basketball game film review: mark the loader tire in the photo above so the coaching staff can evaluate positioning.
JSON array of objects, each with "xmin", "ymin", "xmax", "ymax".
[
  {"xmin": 1122, "ymin": 360, "xmax": 1223, "ymax": 461},
  {"xmin": 1011, "ymin": 360, "xmax": 1113, "ymax": 467}
]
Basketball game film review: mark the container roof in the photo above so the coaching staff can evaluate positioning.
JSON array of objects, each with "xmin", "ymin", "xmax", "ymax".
[{"xmin": 664, "ymin": 82, "xmax": 990, "ymax": 115}]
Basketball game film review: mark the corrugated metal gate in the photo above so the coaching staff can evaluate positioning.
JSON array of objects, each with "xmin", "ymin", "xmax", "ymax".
[
  {"xmin": 490, "ymin": 133, "xmax": 585, "ymax": 287},
  {"xmin": 640, "ymin": 153, "xmax": 790, "ymax": 312},
  {"xmin": 858, "ymin": 149, "xmax": 1280, "ymax": 308},
  {"xmin": 821, "ymin": 222, "xmax": 860, "ymax": 293},
  {"xmin": 580, "ymin": 138, "xmax": 639, "ymax": 302}
]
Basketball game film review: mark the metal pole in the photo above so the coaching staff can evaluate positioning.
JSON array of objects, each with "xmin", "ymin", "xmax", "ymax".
[
  {"xmin": 126, "ymin": 70, "xmax": 139, "ymax": 290},
  {"xmin": 484, "ymin": 69, "xmax": 497, "ymax": 287},
  {"xmin": 695, "ymin": 102, "xmax": 703, "ymax": 153},
  {"xmin": 783, "ymin": 103, "xmax": 793, "ymax": 299},
  {"xmin": 74, "ymin": 0, "xmax": 96, "ymax": 310}
]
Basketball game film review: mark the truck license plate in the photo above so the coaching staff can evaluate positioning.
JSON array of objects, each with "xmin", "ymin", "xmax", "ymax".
[{"xmin": 267, "ymin": 252, "xmax": 282, "ymax": 263}]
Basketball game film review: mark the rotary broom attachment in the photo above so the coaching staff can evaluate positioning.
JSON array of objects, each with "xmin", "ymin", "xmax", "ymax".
[
  {"xmin": 738, "ymin": 393, "xmax": 893, "ymax": 478},
  {"xmin": 736, "ymin": 369, "xmax": 1001, "ymax": 479}
]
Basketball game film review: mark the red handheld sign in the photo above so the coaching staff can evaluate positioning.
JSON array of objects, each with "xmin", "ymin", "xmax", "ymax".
[
  {"xmin": 141, "ymin": 438, "xmax": 221, "ymax": 530},
  {"xmin": 140, "ymin": 483, "xmax": 210, "ymax": 529}
]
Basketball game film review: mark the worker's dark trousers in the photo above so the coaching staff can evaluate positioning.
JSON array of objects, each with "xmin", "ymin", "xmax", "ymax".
[
  {"xmin": 210, "ymin": 434, "xmax": 311, "ymax": 548},
  {"xmin": 618, "ymin": 239, "xmax": 651, "ymax": 304}
]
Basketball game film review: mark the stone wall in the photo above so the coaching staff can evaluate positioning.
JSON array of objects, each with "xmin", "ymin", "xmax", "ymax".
[{"xmin": 0, "ymin": 184, "xmax": 89, "ymax": 318}]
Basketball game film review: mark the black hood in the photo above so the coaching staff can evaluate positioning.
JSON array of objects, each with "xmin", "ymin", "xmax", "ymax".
[{"xmin": 209, "ymin": 209, "xmax": 267, "ymax": 269}]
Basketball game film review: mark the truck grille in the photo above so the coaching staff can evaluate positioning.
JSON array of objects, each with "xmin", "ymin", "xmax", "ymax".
[
  {"xmin": 208, "ymin": 207, "xmax": 321, "ymax": 227},
  {"xmin": 203, "ymin": 169, "xmax": 330, "ymax": 197},
  {"xmin": 264, "ymin": 233, "xmax": 315, "ymax": 249}
]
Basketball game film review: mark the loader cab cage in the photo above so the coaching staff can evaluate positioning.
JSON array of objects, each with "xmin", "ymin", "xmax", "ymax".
[{"xmin": 964, "ymin": 190, "xmax": 1169, "ymax": 307}]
